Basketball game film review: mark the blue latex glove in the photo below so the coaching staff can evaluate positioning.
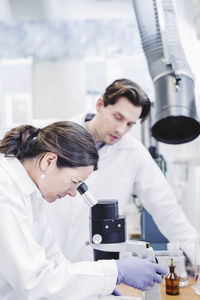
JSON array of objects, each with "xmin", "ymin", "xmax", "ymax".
[{"xmin": 116, "ymin": 257, "xmax": 167, "ymax": 291}]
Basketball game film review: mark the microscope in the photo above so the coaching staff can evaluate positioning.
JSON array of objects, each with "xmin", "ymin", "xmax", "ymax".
[{"xmin": 78, "ymin": 183, "xmax": 161, "ymax": 300}]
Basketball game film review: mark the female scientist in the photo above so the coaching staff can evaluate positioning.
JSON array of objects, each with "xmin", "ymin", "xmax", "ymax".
[{"xmin": 0, "ymin": 121, "xmax": 166, "ymax": 300}]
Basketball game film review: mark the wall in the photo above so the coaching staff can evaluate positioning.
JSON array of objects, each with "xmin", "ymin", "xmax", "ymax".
[{"xmin": 33, "ymin": 59, "xmax": 86, "ymax": 119}]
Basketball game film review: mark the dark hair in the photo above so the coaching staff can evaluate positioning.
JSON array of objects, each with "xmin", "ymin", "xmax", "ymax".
[
  {"xmin": 102, "ymin": 79, "xmax": 151, "ymax": 122},
  {"xmin": 0, "ymin": 121, "xmax": 99, "ymax": 170}
]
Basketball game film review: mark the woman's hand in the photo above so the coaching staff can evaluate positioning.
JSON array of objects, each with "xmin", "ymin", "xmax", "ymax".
[{"xmin": 116, "ymin": 257, "xmax": 167, "ymax": 291}]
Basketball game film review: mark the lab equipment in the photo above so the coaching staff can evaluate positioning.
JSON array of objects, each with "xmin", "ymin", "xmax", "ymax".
[
  {"xmin": 133, "ymin": 0, "xmax": 200, "ymax": 144},
  {"xmin": 89, "ymin": 199, "xmax": 163, "ymax": 300},
  {"xmin": 165, "ymin": 258, "xmax": 180, "ymax": 295},
  {"xmin": 192, "ymin": 235, "xmax": 200, "ymax": 295},
  {"xmin": 90, "ymin": 200, "xmax": 125, "ymax": 260},
  {"xmin": 140, "ymin": 104, "xmax": 168, "ymax": 250},
  {"xmin": 155, "ymin": 250, "xmax": 188, "ymax": 287},
  {"xmin": 141, "ymin": 208, "xmax": 168, "ymax": 250},
  {"xmin": 77, "ymin": 182, "xmax": 98, "ymax": 207}
]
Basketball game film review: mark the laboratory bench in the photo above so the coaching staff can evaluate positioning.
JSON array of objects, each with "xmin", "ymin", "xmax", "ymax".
[{"xmin": 118, "ymin": 277, "xmax": 199, "ymax": 299}]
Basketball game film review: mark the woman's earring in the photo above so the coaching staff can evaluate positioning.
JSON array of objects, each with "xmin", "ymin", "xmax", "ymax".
[{"xmin": 41, "ymin": 173, "xmax": 46, "ymax": 179}]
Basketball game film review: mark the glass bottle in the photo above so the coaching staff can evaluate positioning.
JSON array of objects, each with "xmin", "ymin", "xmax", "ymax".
[{"xmin": 165, "ymin": 258, "xmax": 180, "ymax": 295}]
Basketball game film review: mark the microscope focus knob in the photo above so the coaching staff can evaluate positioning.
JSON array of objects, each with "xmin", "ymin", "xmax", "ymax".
[{"xmin": 92, "ymin": 234, "xmax": 102, "ymax": 244}]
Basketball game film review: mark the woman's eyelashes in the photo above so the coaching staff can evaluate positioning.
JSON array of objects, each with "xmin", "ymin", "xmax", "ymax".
[{"xmin": 72, "ymin": 179, "xmax": 81, "ymax": 185}]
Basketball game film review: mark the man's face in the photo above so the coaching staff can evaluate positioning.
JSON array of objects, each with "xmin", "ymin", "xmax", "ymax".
[{"xmin": 94, "ymin": 96, "xmax": 142, "ymax": 145}]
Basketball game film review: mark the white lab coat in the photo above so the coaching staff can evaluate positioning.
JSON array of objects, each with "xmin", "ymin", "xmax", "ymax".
[
  {"xmin": 0, "ymin": 154, "xmax": 118, "ymax": 300},
  {"xmin": 44, "ymin": 112, "xmax": 197, "ymax": 264}
]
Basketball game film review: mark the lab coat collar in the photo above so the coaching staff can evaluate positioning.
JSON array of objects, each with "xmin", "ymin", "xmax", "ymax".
[{"xmin": 0, "ymin": 154, "xmax": 43, "ymax": 199}]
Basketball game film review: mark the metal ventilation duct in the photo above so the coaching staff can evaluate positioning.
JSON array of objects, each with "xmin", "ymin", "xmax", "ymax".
[{"xmin": 132, "ymin": 0, "xmax": 200, "ymax": 144}]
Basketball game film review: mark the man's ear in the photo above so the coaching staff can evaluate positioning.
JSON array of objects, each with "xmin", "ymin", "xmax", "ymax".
[{"xmin": 96, "ymin": 98, "xmax": 104, "ymax": 112}]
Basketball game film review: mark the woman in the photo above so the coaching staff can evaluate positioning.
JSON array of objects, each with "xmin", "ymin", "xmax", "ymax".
[{"xmin": 0, "ymin": 121, "xmax": 166, "ymax": 300}]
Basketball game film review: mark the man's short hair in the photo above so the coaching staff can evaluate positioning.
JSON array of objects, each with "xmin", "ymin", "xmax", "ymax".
[{"xmin": 102, "ymin": 79, "xmax": 151, "ymax": 122}]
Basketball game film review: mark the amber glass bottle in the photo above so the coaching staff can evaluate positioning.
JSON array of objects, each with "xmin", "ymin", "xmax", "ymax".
[{"xmin": 165, "ymin": 258, "xmax": 180, "ymax": 295}]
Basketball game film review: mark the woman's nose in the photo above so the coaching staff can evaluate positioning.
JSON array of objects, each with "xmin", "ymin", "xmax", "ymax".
[{"xmin": 68, "ymin": 189, "xmax": 77, "ymax": 197}]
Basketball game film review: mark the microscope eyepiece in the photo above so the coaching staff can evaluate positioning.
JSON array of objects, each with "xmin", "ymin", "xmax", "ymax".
[
  {"xmin": 77, "ymin": 182, "xmax": 88, "ymax": 195},
  {"xmin": 77, "ymin": 182, "xmax": 98, "ymax": 207}
]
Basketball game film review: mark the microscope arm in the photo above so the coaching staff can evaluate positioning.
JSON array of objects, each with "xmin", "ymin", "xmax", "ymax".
[{"xmin": 91, "ymin": 240, "xmax": 147, "ymax": 259}]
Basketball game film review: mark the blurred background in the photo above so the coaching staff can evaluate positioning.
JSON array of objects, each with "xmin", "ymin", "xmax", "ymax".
[{"xmin": 0, "ymin": 0, "xmax": 200, "ymax": 241}]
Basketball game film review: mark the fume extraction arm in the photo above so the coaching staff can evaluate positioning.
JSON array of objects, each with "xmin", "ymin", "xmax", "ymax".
[{"xmin": 133, "ymin": 0, "xmax": 200, "ymax": 144}]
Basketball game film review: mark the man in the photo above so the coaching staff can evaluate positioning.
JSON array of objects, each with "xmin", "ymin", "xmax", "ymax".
[{"xmin": 44, "ymin": 78, "xmax": 197, "ymax": 264}]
